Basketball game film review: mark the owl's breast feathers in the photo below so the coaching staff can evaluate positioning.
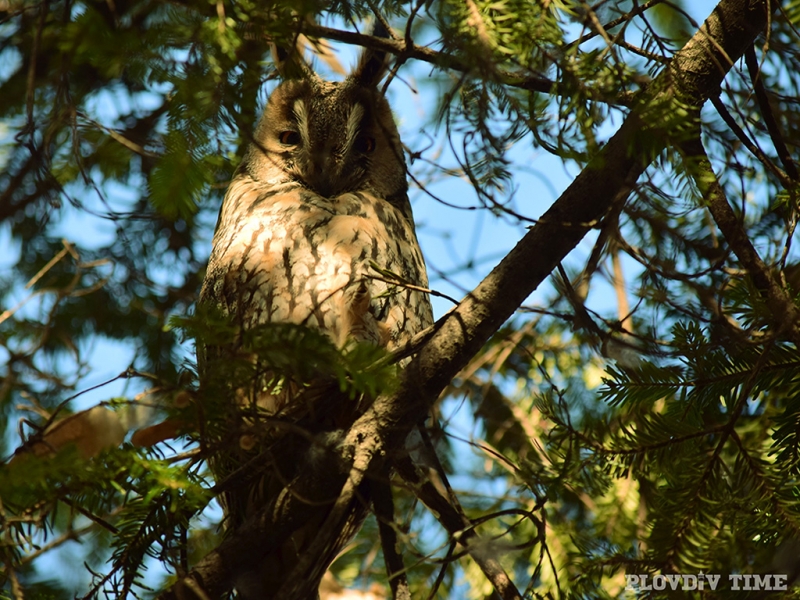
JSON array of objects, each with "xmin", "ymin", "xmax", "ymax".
[{"xmin": 201, "ymin": 176, "xmax": 433, "ymax": 352}]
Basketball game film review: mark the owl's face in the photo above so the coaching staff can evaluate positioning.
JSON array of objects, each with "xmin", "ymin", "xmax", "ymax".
[{"xmin": 243, "ymin": 68, "xmax": 407, "ymax": 205}]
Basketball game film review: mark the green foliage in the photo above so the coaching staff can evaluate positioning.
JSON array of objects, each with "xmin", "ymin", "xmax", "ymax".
[
  {"xmin": 1, "ymin": 444, "xmax": 211, "ymax": 597},
  {"xmin": 3, "ymin": 0, "xmax": 800, "ymax": 598},
  {"xmin": 101, "ymin": 450, "xmax": 210, "ymax": 596},
  {"xmin": 175, "ymin": 307, "xmax": 396, "ymax": 400}
]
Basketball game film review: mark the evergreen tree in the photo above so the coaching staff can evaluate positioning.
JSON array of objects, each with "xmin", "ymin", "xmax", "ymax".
[{"xmin": 1, "ymin": 0, "xmax": 799, "ymax": 598}]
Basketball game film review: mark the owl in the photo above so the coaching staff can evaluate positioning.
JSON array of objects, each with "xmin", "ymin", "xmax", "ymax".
[{"xmin": 198, "ymin": 29, "xmax": 433, "ymax": 599}]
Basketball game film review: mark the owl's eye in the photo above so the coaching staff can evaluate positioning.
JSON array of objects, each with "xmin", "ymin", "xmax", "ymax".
[
  {"xmin": 354, "ymin": 136, "xmax": 376, "ymax": 154},
  {"xmin": 278, "ymin": 130, "xmax": 300, "ymax": 146}
]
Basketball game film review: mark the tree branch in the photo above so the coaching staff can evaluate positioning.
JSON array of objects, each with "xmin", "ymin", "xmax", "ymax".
[
  {"xmin": 302, "ymin": 23, "xmax": 556, "ymax": 95},
  {"xmin": 679, "ymin": 135, "xmax": 800, "ymax": 344},
  {"xmin": 386, "ymin": 0, "xmax": 782, "ymax": 432},
  {"xmin": 373, "ymin": 474, "xmax": 411, "ymax": 600},
  {"xmin": 710, "ymin": 95, "xmax": 793, "ymax": 188},
  {"xmin": 743, "ymin": 45, "xmax": 799, "ymax": 180},
  {"xmin": 393, "ymin": 456, "xmax": 524, "ymax": 600},
  {"xmin": 157, "ymin": 0, "xmax": 780, "ymax": 597}
]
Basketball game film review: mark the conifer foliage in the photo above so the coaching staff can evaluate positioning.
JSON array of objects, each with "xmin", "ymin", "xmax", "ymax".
[{"xmin": 2, "ymin": 0, "xmax": 800, "ymax": 598}]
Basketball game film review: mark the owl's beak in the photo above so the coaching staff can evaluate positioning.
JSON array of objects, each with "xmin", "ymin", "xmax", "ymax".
[{"xmin": 305, "ymin": 148, "xmax": 344, "ymax": 198}]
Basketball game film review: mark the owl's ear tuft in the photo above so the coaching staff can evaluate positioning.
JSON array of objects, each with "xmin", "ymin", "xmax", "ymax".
[
  {"xmin": 270, "ymin": 38, "xmax": 317, "ymax": 82},
  {"xmin": 352, "ymin": 22, "xmax": 392, "ymax": 87}
]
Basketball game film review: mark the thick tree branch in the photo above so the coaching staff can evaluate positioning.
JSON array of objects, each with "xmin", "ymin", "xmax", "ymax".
[
  {"xmin": 680, "ymin": 135, "xmax": 800, "ymax": 344},
  {"xmin": 158, "ymin": 0, "xmax": 780, "ymax": 597},
  {"xmin": 386, "ymin": 0, "xmax": 782, "ymax": 436}
]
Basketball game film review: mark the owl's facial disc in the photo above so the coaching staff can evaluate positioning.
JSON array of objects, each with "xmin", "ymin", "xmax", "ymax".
[
  {"xmin": 247, "ymin": 77, "xmax": 406, "ymax": 206},
  {"xmin": 280, "ymin": 93, "xmax": 378, "ymax": 198}
]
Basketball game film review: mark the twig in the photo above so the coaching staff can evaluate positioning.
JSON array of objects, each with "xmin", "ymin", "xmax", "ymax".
[
  {"xmin": 393, "ymin": 456, "xmax": 524, "ymax": 600},
  {"xmin": 25, "ymin": 0, "xmax": 47, "ymax": 130},
  {"xmin": 565, "ymin": 0, "xmax": 674, "ymax": 50},
  {"xmin": 59, "ymin": 498, "xmax": 120, "ymax": 535},
  {"xmin": 19, "ymin": 521, "xmax": 96, "ymax": 565},
  {"xmin": 25, "ymin": 240, "xmax": 75, "ymax": 289},
  {"xmin": 611, "ymin": 249, "xmax": 632, "ymax": 332},
  {"xmin": 366, "ymin": 271, "xmax": 460, "ymax": 306},
  {"xmin": 710, "ymin": 95, "xmax": 793, "ymax": 189},
  {"xmin": 743, "ymin": 45, "xmax": 799, "ymax": 180},
  {"xmin": 425, "ymin": 540, "xmax": 456, "ymax": 600},
  {"xmin": 373, "ymin": 472, "xmax": 411, "ymax": 600},
  {"xmin": 76, "ymin": 112, "xmax": 159, "ymax": 158},
  {"xmin": 182, "ymin": 578, "xmax": 212, "ymax": 600},
  {"xmin": 274, "ymin": 433, "xmax": 373, "ymax": 599}
]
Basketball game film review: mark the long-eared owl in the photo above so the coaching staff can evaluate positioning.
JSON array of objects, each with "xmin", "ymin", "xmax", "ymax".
[{"xmin": 198, "ymin": 28, "xmax": 433, "ymax": 599}]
